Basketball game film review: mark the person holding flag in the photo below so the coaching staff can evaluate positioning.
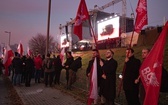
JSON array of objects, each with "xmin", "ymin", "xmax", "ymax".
[
  {"xmin": 134, "ymin": 48, "xmax": 150, "ymax": 104},
  {"xmin": 86, "ymin": 49, "xmax": 104, "ymax": 105},
  {"xmin": 99, "ymin": 49, "xmax": 118, "ymax": 105},
  {"xmin": 137, "ymin": 22, "xmax": 168, "ymax": 105},
  {"xmin": 3, "ymin": 45, "xmax": 14, "ymax": 76},
  {"xmin": 123, "ymin": 48, "xmax": 141, "ymax": 105}
]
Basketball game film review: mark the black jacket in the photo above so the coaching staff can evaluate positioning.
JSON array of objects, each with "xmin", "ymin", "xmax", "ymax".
[
  {"xmin": 100, "ymin": 58, "xmax": 118, "ymax": 100},
  {"xmin": 12, "ymin": 57, "xmax": 23, "ymax": 74},
  {"xmin": 64, "ymin": 57, "xmax": 74, "ymax": 70},
  {"xmin": 70, "ymin": 57, "xmax": 82, "ymax": 72},
  {"xmin": 123, "ymin": 55, "xmax": 141, "ymax": 91},
  {"xmin": 53, "ymin": 57, "xmax": 62, "ymax": 71}
]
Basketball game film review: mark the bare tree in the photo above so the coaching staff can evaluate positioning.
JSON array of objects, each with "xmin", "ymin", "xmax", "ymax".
[{"xmin": 28, "ymin": 33, "xmax": 55, "ymax": 55}]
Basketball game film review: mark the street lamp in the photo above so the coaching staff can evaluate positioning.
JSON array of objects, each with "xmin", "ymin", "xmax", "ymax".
[{"xmin": 4, "ymin": 31, "xmax": 11, "ymax": 46}]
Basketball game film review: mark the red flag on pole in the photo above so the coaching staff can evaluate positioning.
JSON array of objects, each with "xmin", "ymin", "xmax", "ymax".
[
  {"xmin": 3, "ymin": 45, "xmax": 14, "ymax": 76},
  {"xmin": 135, "ymin": 0, "xmax": 148, "ymax": 33},
  {"xmin": 60, "ymin": 48, "xmax": 65, "ymax": 66},
  {"xmin": 140, "ymin": 21, "xmax": 168, "ymax": 105},
  {"xmin": 17, "ymin": 42, "xmax": 23, "ymax": 56},
  {"xmin": 73, "ymin": 0, "xmax": 89, "ymax": 40},
  {"xmin": 87, "ymin": 58, "xmax": 98, "ymax": 105}
]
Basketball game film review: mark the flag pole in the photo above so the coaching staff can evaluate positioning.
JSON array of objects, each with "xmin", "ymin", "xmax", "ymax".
[
  {"xmin": 117, "ymin": 28, "xmax": 135, "ymax": 97},
  {"xmin": 88, "ymin": 20, "xmax": 98, "ymax": 50},
  {"xmin": 117, "ymin": 0, "xmax": 148, "ymax": 97}
]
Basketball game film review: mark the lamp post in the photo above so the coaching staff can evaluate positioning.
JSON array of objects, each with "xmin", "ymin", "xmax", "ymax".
[
  {"xmin": 46, "ymin": 0, "xmax": 51, "ymax": 55},
  {"xmin": 4, "ymin": 31, "xmax": 11, "ymax": 46}
]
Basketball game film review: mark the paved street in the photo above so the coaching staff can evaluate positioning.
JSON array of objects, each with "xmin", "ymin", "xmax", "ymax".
[
  {"xmin": 14, "ymin": 82, "xmax": 85, "ymax": 105},
  {"xmin": 0, "ymin": 75, "xmax": 85, "ymax": 105},
  {"xmin": 0, "ymin": 76, "xmax": 11, "ymax": 105}
]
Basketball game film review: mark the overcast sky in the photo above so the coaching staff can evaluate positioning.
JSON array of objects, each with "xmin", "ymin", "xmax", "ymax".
[{"xmin": 0, "ymin": 0, "xmax": 168, "ymax": 50}]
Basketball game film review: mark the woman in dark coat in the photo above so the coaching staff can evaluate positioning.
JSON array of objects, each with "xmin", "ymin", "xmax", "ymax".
[{"xmin": 100, "ymin": 50, "xmax": 118, "ymax": 105}]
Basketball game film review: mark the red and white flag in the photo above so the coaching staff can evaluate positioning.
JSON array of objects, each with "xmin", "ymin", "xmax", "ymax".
[
  {"xmin": 135, "ymin": 0, "xmax": 148, "ymax": 33},
  {"xmin": 27, "ymin": 47, "xmax": 32, "ymax": 56},
  {"xmin": 140, "ymin": 21, "xmax": 168, "ymax": 105},
  {"xmin": 87, "ymin": 58, "xmax": 98, "ymax": 105},
  {"xmin": 17, "ymin": 42, "xmax": 23, "ymax": 56},
  {"xmin": 3, "ymin": 45, "xmax": 14, "ymax": 76},
  {"xmin": 60, "ymin": 48, "xmax": 65, "ymax": 66},
  {"xmin": 73, "ymin": 0, "xmax": 89, "ymax": 40}
]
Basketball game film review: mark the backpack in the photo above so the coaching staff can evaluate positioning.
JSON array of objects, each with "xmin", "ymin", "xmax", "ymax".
[{"xmin": 46, "ymin": 59, "xmax": 53, "ymax": 69}]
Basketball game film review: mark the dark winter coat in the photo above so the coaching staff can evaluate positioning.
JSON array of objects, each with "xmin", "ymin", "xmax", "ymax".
[
  {"xmin": 53, "ymin": 57, "xmax": 62, "ymax": 71},
  {"xmin": 64, "ymin": 57, "xmax": 74, "ymax": 70},
  {"xmin": 25, "ymin": 58, "xmax": 34, "ymax": 72},
  {"xmin": 70, "ymin": 57, "xmax": 82, "ymax": 72},
  {"xmin": 0, "ymin": 59, "xmax": 4, "ymax": 75},
  {"xmin": 160, "ymin": 67, "xmax": 168, "ymax": 92},
  {"xmin": 100, "ymin": 58, "xmax": 118, "ymax": 101},
  {"xmin": 12, "ymin": 57, "xmax": 23, "ymax": 74},
  {"xmin": 123, "ymin": 55, "xmax": 141, "ymax": 91}
]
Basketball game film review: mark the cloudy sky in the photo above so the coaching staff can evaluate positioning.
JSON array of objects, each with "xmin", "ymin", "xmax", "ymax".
[{"xmin": 0, "ymin": 0, "xmax": 168, "ymax": 50}]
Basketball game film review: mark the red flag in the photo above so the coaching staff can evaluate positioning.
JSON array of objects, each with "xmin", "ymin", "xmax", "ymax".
[
  {"xmin": 87, "ymin": 58, "xmax": 98, "ymax": 105},
  {"xmin": 3, "ymin": 45, "xmax": 14, "ymax": 76},
  {"xmin": 135, "ymin": 0, "xmax": 148, "ymax": 33},
  {"xmin": 140, "ymin": 21, "xmax": 168, "ymax": 105},
  {"xmin": 60, "ymin": 48, "xmax": 65, "ymax": 66},
  {"xmin": 73, "ymin": 0, "xmax": 89, "ymax": 40},
  {"xmin": 17, "ymin": 42, "xmax": 23, "ymax": 56}
]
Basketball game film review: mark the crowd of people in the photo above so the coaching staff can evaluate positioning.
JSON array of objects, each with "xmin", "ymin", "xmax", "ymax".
[
  {"xmin": 0, "ymin": 51, "xmax": 82, "ymax": 90},
  {"xmin": 86, "ymin": 48, "xmax": 168, "ymax": 105},
  {"xmin": 0, "ymin": 48, "xmax": 168, "ymax": 105}
]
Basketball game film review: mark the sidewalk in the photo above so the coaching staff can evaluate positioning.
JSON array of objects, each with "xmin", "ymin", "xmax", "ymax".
[
  {"xmin": 13, "ymin": 80, "xmax": 85, "ymax": 105},
  {"xmin": 0, "ymin": 76, "xmax": 11, "ymax": 105}
]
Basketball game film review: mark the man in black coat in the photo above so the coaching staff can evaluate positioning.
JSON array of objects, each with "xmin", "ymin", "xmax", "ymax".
[
  {"xmin": 12, "ymin": 52, "xmax": 23, "ymax": 86},
  {"xmin": 25, "ymin": 55, "xmax": 34, "ymax": 87},
  {"xmin": 53, "ymin": 55, "xmax": 62, "ymax": 85},
  {"xmin": 123, "ymin": 48, "xmax": 141, "ymax": 105},
  {"xmin": 67, "ymin": 56, "xmax": 82, "ymax": 90},
  {"xmin": 64, "ymin": 51, "xmax": 74, "ymax": 88},
  {"xmin": 100, "ymin": 49, "xmax": 118, "ymax": 105},
  {"xmin": 86, "ymin": 49, "xmax": 104, "ymax": 104}
]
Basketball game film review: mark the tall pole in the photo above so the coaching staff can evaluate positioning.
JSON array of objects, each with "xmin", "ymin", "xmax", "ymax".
[
  {"xmin": 46, "ymin": 0, "xmax": 51, "ymax": 55},
  {"xmin": 4, "ymin": 31, "xmax": 11, "ymax": 46}
]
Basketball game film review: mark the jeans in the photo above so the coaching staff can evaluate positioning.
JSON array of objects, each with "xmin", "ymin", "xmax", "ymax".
[
  {"xmin": 45, "ymin": 72, "xmax": 54, "ymax": 86},
  {"xmin": 13, "ymin": 74, "xmax": 21, "ymax": 85},
  {"xmin": 35, "ymin": 69, "xmax": 41, "ymax": 83}
]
